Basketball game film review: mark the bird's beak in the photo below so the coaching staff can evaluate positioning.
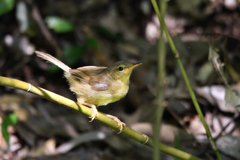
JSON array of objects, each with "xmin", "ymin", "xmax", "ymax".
[{"xmin": 126, "ymin": 63, "xmax": 142, "ymax": 71}]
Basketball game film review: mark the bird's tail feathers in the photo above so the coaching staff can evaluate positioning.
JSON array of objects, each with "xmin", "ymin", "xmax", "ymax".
[{"xmin": 35, "ymin": 51, "xmax": 71, "ymax": 72}]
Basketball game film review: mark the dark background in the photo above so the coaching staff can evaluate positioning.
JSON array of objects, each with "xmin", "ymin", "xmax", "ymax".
[{"xmin": 1, "ymin": 0, "xmax": 240, "ymax": 159}]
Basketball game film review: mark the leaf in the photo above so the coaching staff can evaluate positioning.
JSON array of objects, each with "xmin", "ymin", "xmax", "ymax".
[
  {"xmin": 0, "ymin": 0, "xmax": 15, "ymax": 16},
  {"xmin": 1, "ymin": 114, "xmax": 18, "ymax": 148},
  {"xmin": 196, "ymin": 61, "xmax": 214, "ymax": 84},
  {"xmin": 208, "ymin": 44, "xmax": 229, "ymax": 88},
  {"xmin": 225, "ymin": 88, "xmax": 240, "ymax": 107},
  {"xmin": 173, "ymin": 136, "xmax": 180, "ymax": 160},
  {"xmin": 173, "ymin": 135, "xmax": 187, "ymax": 160},
  {"xmin": 63, "ymin": 45, "xmax": 84, "ymax": 66},
  {"xmin": 45, "ymin": 16, "xmax": 74, "ymax": 33},
  {"xmin": 94, "ymin": 26, "xmax": 123, "ymax": 42},
  {"xmin": 86, "ymin": 38, "xmax": 100, "ymax": 50},
  {"xmin": 174, "ymin": 136, "xmax": 180, "ymax": 149}
]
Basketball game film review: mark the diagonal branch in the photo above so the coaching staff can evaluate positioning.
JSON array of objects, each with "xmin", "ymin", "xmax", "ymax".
[{"xmin": 0, "ymin": 76, "xmax": 202, "ymax": 160}]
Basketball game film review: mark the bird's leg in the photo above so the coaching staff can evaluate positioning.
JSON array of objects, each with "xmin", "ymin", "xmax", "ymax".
[
  {"xmin": 81, "ymin": 102, "xmax": 99, "ymax": 122},
  {"xmin": 106, "ymin": 114, "xmax": 126, "ymax": 134}
]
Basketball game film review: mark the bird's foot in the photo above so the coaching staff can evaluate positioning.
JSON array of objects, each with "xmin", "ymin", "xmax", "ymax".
[
  {"xmin": 81, "ymin": 102, "xmax": 99, "ymax": 122},
  {"xmin": 89, "ymin": 105, "xmax": 99, "ymax": 122},
  {"xmin": 106, "ymin": 114, "xmax": 126, "ymax": 134}
]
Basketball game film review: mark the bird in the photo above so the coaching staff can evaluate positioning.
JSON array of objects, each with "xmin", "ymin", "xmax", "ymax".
[{"xmin": 35, "ymin": 51, "xmax": 141, "ymax": 133}]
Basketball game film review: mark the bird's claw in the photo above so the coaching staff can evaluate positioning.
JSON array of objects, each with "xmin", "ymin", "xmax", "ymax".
[
  {"xmin": 89, "ymin": 105, "xmax": 99, "ymax": 122},
  {"xmin": 117, "ymin": 121, "xmax": 126, "ymax": 134},
  {"xmin": 106, "ymin": 114, "xmax": 125, "ymax": 134}
]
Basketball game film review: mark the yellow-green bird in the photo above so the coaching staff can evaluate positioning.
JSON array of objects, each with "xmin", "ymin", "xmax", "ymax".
[{"xmin": 35, "ymin": 51, "xmax": 141, "ymax": 133}]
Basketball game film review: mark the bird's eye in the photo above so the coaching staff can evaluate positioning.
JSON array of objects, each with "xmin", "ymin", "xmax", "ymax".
[{"xmin": 118, "ymin": 66, "xmax": 124, "ymax": 71}]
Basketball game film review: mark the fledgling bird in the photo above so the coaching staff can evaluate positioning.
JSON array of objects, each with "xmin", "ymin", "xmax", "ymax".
[{"xmin": 35, "ymin": 51, "xmax": 141, "ymax": 133}]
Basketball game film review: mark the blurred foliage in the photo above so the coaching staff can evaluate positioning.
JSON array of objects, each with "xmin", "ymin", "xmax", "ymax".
[
  {"xmin": 174, "ymin": 136, "xmax": 180, "ymax": 160},
  {"xmin": 45, "ymin": 16, "xmax": 74, "ymax": 33},
  {"xmin": 208, "ymin": 40, "xmax": 240, "ymax": 111},
  {"xmin": 86, "ymin": 37, "xmax": 100, "ymax": 50},
  {"xmin": 0, "ymin": 0, "xmax": 15, "ymax": 16},
  {"xmin": 63, "ymin": 45, "xmax": 84, "ymax": 66},
  {"xmin": 1, "ymin": 114, "xmax": 17, "ymax": 148},
  {"xmin": 94, "ymin": 26, "xmax": 123, "ymax": 42},
  {"xmin": 225, "ymin": 88, "xmax": 240, "ymax": 107}
]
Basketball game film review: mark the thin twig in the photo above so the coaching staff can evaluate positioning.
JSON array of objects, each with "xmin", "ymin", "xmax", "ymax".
[
  {"xmin": 150, "ymin": 0, "xmax": 223, "ymax": 159},
  {"xmin": 25, "ymin": 0, "xmax": 62, "ymax": 57},
  {"xmin": 153, "ymin": 0, "xmax": 167, "ymax": 160}
]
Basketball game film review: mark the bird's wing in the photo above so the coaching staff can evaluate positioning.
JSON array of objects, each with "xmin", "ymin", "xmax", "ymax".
[
  {"xmin": 77, "ymin": 66, "xmax": 107, "ymax": 75},
  {"xmin": 70, "ymin": 66, "xmax": 109, "ymax": 91},
  {"xmin": 69, "ymin": 69, "xmax": 91, "ymax": 83},
  {"xmin": 89, "ymin": 73, "xmax": 110, "ymax": 91},
  {"xmin": 70, "ymin": 66, "xmax": 107, "ymax": 83}
]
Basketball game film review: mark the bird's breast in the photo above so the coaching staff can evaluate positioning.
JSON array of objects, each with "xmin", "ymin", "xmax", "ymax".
[
  {"xmin": 91, "ymin": 80, "xmax": 129, "ymax": 106},
  {"xmin": 109, "ymin": 80, "xmax": 129, "ymax": 101}
]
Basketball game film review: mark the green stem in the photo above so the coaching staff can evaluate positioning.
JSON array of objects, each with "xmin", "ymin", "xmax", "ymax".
[
  {"xmin": 153, "ymin": 0, "xmax": 166, "ymax": 160},
  {"xmin": 150, "ymin": 0, "xmax": 222, "ymax": 159},
  {"xmin": 0, "ymin": 76, "xmax": 203, "ymax": 160}
]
